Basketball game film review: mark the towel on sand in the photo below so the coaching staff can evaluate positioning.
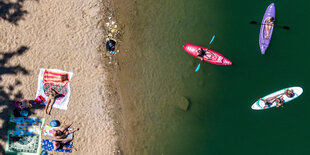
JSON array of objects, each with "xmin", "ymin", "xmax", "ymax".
[
  {"xmin": 8, "ymin": 116, "xmax": 44, "ymax": 136},
  {"xmin": 5, "ymin": 116, "xmax": 44, "ymax": 155},
  {"xmin": 36, "ymin": 68, "xmax": 73, "ymax": 110},
  {"xmin": 41, "ymin": 139, "xmax": 73, "ymax": 153},
  {"xmin": 5, "ymin": 134, "xmax": 41, "ymax": 155}
]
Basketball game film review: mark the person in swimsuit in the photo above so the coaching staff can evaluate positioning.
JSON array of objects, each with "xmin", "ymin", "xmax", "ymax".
[
  {"xmin": 45, "ymin": 88, "xmax": 60, "ymax": 115},
  {"xmin": 262, "ymin": 89, "xmax": 293, "ymax": 109},
  {"xmin": 284, "ymin": 89, "xmax": 294, "ymax": 98},
  {"xmin": 51, "ymin": 122, "xmax": 79, "ymax": 139},
  {"xmin": 14, "ymin": 100, "xmax": 33, "ymax": 110},
  {"xmin": 196, "ymin": 48, "xmax": 217, "ymax": 60},
  {"xmin": 262, "ymin": 97, "xmax": 275, "ymax": 109},
  {"xmin": 262, "ymin": 96, "xmax": 283, "ymax": 109},
  {"xmin": 265, "ymin": 17, "xmax": 275, "ymax": 39},
  {"xmin": 275, "ymin": 97, "xmax": 284, "ymax": 107},
  {"xmin": 52, "ymin": 139, "xmax": 73, "ymax": 151}
]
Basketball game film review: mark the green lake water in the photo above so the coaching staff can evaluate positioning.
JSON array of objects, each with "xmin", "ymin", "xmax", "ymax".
[{"xmin": 115, "ymin": 0, "xmax": 310, "ymax": 154}]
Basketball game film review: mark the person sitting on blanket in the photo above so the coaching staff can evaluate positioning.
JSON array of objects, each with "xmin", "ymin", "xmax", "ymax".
[
  {"xmin": 14, "ymin": 100, "xmax": 33, "ymax": 110},
  {"xmin": 51, "ymin": 122, "xmax": 79, "ymax": 139},
  {"xmin": 52, "ymin": 139, "xmax": 73, "ymax": 151},
  {"xmin": 45, "ymin": 88, "xmax": 60, "ymax": 115}
]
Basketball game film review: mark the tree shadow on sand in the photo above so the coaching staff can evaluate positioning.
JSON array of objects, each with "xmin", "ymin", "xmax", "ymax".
[
  {"xmin": 0, "ymin": 0, "xmax": 39, "ymax": 25},
  {"xmin": 0, "ymin": 46, "xmax": 44, "ymax": 153}
]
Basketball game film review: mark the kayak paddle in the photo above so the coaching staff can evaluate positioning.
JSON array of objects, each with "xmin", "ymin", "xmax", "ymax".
[
  {"xmin": 195, "ymin": 64, "xmax": 201, "ymax": 72},
  {"xmin": 250, "ymin": 21, "xmax": 290, "ymax": 30},
  {"xmin": 195, "ymin": 35, "xmax": 215, "ymax": 72}
]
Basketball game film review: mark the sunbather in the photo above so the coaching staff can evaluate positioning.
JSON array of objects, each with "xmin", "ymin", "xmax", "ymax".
[
  {"xmin": 60, "ymin": 74, "xmax": 69, "ymax": 82},
  {"xmin": 14, "ymin": 100, "xmax": 33, "ymax": 110},
  {"xmin": 51, "ymin": 122, "xmax": 79, "ymax": 139},
  {"xmin": 45, "ymin": 88, "xmax": 60, "ymax": 115},
  {"xmin": 52, "ymin": 139, "xmax": 73, "ymax": 151},
  {"xmin": 265, "ymin": 17, "xmax": 274, "ymax": 39}
]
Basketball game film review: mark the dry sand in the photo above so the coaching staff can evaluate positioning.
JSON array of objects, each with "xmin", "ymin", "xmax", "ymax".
[{"xmin": 0, "ymin": 0, "xmax": 122, "ymax": 154}]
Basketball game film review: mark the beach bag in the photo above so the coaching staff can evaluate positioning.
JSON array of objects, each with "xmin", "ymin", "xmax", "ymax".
[{"xmin": 35, "ymin": 95, "xmax": 45, "ymax": 104}]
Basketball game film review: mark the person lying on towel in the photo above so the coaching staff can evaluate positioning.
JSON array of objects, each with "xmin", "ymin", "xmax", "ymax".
[{"xmin": 45, "ymin": 88, "xmax": 60, "ymax": 115}]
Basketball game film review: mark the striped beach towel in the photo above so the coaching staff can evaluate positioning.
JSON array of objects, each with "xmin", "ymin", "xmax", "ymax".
[{"xmin": 43, "ymin": 70, "xmax": 70, "ymax": 86}]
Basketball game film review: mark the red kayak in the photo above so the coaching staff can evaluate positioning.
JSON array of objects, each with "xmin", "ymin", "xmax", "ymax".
[{"xmin": 183, "ymin": 44, "xmax": 232, "ymax": 65}]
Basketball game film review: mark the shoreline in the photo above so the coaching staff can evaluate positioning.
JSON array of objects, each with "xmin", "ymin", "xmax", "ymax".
[
  {"xmin": 111, "ymin": 0, "xmax": 139, "ymax": 153},
  {"xmin": 0, "ymin": 0, "xmax": 123, "ymax": 154}
]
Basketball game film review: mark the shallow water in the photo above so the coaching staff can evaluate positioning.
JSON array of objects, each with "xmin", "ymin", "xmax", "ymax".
[{"xmin": 115, "ymin": 0, "xmax": 310, "ymax": 154}]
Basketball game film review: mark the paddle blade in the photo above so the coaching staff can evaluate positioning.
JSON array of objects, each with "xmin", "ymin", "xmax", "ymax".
[
  {"xmin": 195, "ymin": 64, "xmax": 201, "ymax": 72},
  {"xmin": 209, "ymin": 35, "xmax": 215, "ymax": 45},
  {"xmin": 282, "ymin": 26, "xmax": 290, "ymax": 30},
  {"xmin": 250, "ymin": 21, "xmax": 258, "ymax": 24}
]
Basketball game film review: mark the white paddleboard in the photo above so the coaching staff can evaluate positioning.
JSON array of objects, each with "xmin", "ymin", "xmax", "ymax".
[{"xmin": 251, "ymin": 87, "xmax": 303, "ymax": 110}]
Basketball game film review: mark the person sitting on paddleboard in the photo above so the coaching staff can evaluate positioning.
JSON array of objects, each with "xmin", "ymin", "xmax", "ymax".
[
  {"xmin": 262, "ymin": 95, "xmax": 285, "ymax": 109},
  {"xmin": 265, "ymin": 17, "xmax": 275, "ymax": 39},
  {"xmin": 275, "ymin": 97, "xmax": 284, "ymax": 107},
  {"xmin": 284, "ymin": 89, "xmax": 294, "ymax": 98},
  {"xmin": 196, "ymin": 48, "xmax": 217, "ymax": 61},
  {"xmin": 262, "ymin": 98, "xmax": 274, "ymax": 109}
]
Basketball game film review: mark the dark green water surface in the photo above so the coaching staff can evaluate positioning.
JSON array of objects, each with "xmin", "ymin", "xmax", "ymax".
[{"xmin": 115, "ymin": 0, "xmax": 310, "ymax": 154}]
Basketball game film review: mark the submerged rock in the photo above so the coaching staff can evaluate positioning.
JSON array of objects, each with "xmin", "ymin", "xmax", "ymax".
[{"xmin": 177, "ymin": 96, "xmax": 190, "ymax": 111}]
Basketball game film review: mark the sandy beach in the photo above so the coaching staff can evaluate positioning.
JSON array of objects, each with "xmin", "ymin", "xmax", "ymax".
[{"xmin": 0, "ymin": 0, "xmax": 122, "ymax": 154}]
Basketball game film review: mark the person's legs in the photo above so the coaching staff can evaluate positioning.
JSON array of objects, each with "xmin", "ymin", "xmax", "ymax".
[
  {"xmin": 265, "ymin": 25, "xmax": 272, "ymax": 39},
  {"xmin": 60, "ymin": 122, "xmax": 73, "ymax": 131},
  {"xmin": 52, "ymin": 141, "xmax": 60, "ymax": 151},
  {"xmin": 62, "ymin": 139, "xmax": 73, "ymax": 150},
  {"xmin": 68, "ymin": 128, "xmax": 79, "ymax": 134},
  {"xmin": 64, "ymin": 128, "xmax": 79, "ymax": 136},
  {"xmin": 47, "ymin": 88, "xmax": 59, "ymax": 115},
  {"xmin": 45, "ymin": 98, "xmax": 51, "ymax": 114},
  {"xmin": 47, "ymin": 98, "xmax": 55, "ymax": 115}
]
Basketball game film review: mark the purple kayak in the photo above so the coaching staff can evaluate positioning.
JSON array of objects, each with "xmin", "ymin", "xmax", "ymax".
[{"xmin": 259, "ymin": 3, "xmax": 275, "ymax": 54}]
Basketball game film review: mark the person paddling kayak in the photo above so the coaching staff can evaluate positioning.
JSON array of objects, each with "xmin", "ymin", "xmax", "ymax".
[
  {"xmin": 265, "ymin": 17, "xmax": 275, "ymax": 39},
  {"xmin": 196, "ymin": 48, "xmax": 217, "ymax": 61}
]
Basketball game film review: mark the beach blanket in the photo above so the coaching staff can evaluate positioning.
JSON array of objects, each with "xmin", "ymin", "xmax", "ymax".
[
  {"xmin": 5, "ymin": 134, "xmax": 41, "ymax": 155},
  {"xmin": 8, "ymin": 116, "xmax": 45, "ymax": 136},
  {"xmin": 41, "ymin": 139, "xmax": 73, "ymax": 153},
  {"xmin": 36, "ymin": 68, "xmax": 73, "ymax": 110},
  {"xmin": 5, "ymin": 116, "xmax": 44, "ymax": 155},
  {"xmin": 42, "ymin": 125, "xmax": 74, "ymax": 139}
]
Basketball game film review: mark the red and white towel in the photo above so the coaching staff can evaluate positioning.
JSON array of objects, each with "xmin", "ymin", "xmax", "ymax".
[
  {"xmin": 36, "ymin": 69, "xmax": 73, "ymax": 110},
  {"xmin": 43, "ymin": 70, "xmax": 70, "ymax": 86}
]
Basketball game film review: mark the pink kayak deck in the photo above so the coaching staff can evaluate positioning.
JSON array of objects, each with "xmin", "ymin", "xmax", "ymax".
[{"xmin": 183, "ymin": 44, "xmax": 232, "ymax": 65}]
